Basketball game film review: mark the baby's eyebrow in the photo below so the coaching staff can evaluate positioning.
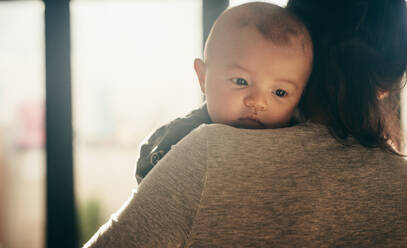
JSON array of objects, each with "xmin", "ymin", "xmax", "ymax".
[
  {"xmin": 224, "ymin": 63, "xmax": 249, "ymax": 72},
  {"xmin": 276, "ymin": 79, "xmax": 298, "ymax": 89}
]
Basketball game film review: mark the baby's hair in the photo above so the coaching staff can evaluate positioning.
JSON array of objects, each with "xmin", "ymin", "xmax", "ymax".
[
  {"xmin": 287, "ymin": 0, "xmax": 407, "ymax": 155},
  {"xmin": 204, "ymin": 2, "xmax": 312, "ymax": 61},
  {"xmin": 242, "ymin": 2, "xmax": 311, "ymax": 49}
]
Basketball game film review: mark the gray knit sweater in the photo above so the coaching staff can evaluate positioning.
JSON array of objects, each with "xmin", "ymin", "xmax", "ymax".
[{"xmin": 84, "ymin": 122, "xmax": 407, "ymax": 247}]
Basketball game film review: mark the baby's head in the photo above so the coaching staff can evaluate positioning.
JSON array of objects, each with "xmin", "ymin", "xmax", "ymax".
[{"xmin": 194, "ymin": 2, "xmax": 313, "ymax": 129}]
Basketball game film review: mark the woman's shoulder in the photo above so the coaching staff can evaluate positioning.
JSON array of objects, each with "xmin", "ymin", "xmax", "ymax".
[
  {"xmin": 194, "ymin": 122, "xmax": 406, "ymax": 165},
  {"xmin": 195, "ymin": 121, "xmax": 332, "ymax": 143}
]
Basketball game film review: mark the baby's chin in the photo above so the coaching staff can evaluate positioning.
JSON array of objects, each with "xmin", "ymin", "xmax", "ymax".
[
  {"xmin": 219, "ymin": 119, "xmax": 291, "ymax": 130},
  {"xmin": 229, "ymin": 118, "xmax": 267, "ymax": 129}
]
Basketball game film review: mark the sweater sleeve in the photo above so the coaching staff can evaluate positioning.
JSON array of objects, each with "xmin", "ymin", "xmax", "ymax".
[
  {"xmin": 83, "ymin": 126, "xmax": 208, "ymax": 248},
  {"xmin": 135, "ymin": 104, "xmax": 211, "ymax": 183}
]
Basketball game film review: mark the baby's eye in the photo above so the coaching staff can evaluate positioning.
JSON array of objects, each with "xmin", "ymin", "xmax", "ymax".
[
  {"xmin": 231, "ymin": 78, "xmax": 248, "ymax": 86},
  {"xmin": 273, "ymin": 89, "xmax": 287, "ymax": 97}
]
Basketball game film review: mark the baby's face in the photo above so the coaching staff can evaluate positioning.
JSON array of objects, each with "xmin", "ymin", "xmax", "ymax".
[{"xmin": 195, "ymin": 26, "xmax": 312, "ymax": 129}]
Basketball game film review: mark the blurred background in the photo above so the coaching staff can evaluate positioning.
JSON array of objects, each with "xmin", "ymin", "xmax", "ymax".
[{"xmin": 3, "ymin": 0, "xmax": 405, "ymax": 248}]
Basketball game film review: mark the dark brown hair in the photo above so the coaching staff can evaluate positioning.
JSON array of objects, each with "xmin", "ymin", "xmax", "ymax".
[{"xmin": 287, "ymin": 0, "xmax": 407, "ymax": 155}]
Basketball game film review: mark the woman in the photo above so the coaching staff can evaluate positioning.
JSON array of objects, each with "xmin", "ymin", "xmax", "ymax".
[
  {"xmin": 289, "ymin": 0, "xmax": 407, "ymax": 155},
  {"xmin": 84, "ymin": 0, "xmax": 407, "ymax": 247}
]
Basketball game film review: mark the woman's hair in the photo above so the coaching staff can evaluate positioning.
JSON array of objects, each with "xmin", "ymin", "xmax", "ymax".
[{"xmin": 286, "ymin": 0, "xmax": 407, "ymax": 155}]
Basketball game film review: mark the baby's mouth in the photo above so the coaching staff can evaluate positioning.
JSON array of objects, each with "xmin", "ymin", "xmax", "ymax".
[{"xmin": 236, "ymin": 117, "xmax": 266, "ymax": 129}]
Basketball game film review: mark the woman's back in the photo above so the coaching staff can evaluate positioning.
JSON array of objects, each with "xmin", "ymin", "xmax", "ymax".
[
  {"xmin": 183, "ymin": 123, "xmax": 407, "ymax": 247},
  {"xmin": 85, "ymin": 123, "xmax": 407, "ymax": 247}
]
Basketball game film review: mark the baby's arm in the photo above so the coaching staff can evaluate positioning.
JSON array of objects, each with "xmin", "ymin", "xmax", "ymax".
[{"xmin": 135, "ymin": 104, "xmax": 211, "ymax": 183}]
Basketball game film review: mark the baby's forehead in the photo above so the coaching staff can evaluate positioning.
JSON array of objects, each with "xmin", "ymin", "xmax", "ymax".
[
  {"xmin": 205, "ymin": 3, "xmax": 312, "ymax": 61},
  {"xmin": 215, "ymin": 21, "xmax": 307, "ymax": 47},
  {"xmin": 209, "ymin": 21, "xmax": 312, "ymax": 64},
  {"xmin": 227, "ymin": 7, "xmax": 307, "ymax": 45}
]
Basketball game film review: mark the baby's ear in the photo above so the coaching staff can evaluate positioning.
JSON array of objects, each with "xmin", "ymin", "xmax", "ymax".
[
  {"xmin": 194, "ymin": 58, "xmax": 206, "ymax": 94},
  {"xmin": 377, "ymin": 90, "xmax": 389, "ymax": 100}
]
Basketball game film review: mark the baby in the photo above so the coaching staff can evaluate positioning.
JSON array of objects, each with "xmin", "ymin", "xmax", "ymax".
[{"xmin": 136, "ymin": 2, "xmax": 313, "ymax": 182}]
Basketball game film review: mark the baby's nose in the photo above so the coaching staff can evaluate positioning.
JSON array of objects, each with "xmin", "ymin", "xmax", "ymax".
[{"xmin": 243, "ymin": 90, "xmax": 268, "ymax": 111}]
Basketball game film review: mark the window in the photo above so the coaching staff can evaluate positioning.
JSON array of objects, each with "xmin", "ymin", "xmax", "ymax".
[
  {"xmin": 0, "ymin": 1, "xmax": 45, "ymax": 248},
  {"xmin": 70, "ymin": 0, "xmax": 203, "ymax": 242}
]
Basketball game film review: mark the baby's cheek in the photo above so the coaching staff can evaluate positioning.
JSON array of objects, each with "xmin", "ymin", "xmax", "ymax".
[
  {"xmin": 266, "ymin": 106, "xmax": 295, "ymax": 126},
  {"xmin": 208, "ymin": 93, "xmax": 239, "ymax": 123},
  {"xmin": 206, "ymin": 95, "xmax": 226, "ymax": 122}
]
